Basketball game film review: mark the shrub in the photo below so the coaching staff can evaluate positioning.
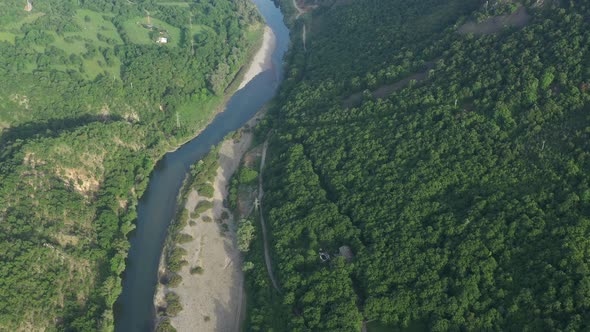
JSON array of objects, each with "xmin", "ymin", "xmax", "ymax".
[
  {"xmin": 197, "ymin": 183, "xmax": 215, "ymax": 198},
  {"xmin": 194, "ymin": 200, "xmax": 213, "ymax": 214},
  {"xmin": 242, "ymin": 261, "xmax": 254, "ymax": 272},
  {"xmin": 238, "ymin": 167, "xmax": 258, "ymax": 184},
  {"xmin": 190, "ymin": 266, "xmax": 204, "ymax": 275},
  {"xmin": 237, "ymin": 220, "xmax": 255, "ymax": 252},
  {"xmin": 167, "ymin": 273, "xmax": 183, "ymax": 287},
  {"xmin": 176, "ymin": 233, "xmax": 193, "ymax": 244},
  {"xmin": 165, "ymin": 292, "xmax": 182, "ymax": 316},
  {"xmin": 156, "ymin": 318, "xmax": 177, "ymax": 332}
]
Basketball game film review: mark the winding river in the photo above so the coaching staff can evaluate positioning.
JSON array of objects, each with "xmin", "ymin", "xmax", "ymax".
[{"xmin": 114, "ymin": 1, "xmax": 289, "ymax": 330}]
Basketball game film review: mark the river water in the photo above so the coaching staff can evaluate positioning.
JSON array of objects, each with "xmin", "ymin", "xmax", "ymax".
[{"xmin": 114, "ymin": 1, "xmax": 289, "ymax": 330}]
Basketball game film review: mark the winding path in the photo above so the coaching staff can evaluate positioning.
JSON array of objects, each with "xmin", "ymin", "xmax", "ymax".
[
  {"xmin": 292, "ymin": 0, "xmax": 307, "ymax": 51},
  {"xmin": 258, "ymin": 139, "xmax": 281, "ymax": 292},
  {"xmin": 292, "ymin": 0, "xmax": 305, "ymax": 19}
]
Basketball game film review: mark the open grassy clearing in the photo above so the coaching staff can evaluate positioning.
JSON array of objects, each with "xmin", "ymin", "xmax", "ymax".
[
  {"xmin": 2, "ymin": 11, "xmax": 45, "ymax": 32},
  {"xmin": 156, "ymin": 1, "xmax": 191, "ymax": 7},
  {"xmin": 71, "ymin": 9, "xmax": 122, "ymax": 43},
  {"xmin": 122, "ymin": 16, "xmax": 181, "ymax": 46},
  {"xmin": 0, "ymin": 31, "xmax": 15, "ymax": 43},
  {"xmin": 0, "ymin": 9, "xmax": 121, "ymax": 79}
]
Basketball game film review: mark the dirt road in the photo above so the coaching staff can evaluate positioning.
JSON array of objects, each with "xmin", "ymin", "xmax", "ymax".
[{"xmin": 258, "ymin": 139, "xmax": 281, "ymax": 292}]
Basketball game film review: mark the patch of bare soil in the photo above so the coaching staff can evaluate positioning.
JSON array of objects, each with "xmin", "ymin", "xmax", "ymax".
[{"xmin": 458, "ymin": 5, "xmax": 531, "ymax": 35}]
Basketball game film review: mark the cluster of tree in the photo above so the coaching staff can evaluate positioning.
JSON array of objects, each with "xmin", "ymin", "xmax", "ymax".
[
  {"xmin": 243, "ymin": 0, "xmax": 590, "ymax": 331},
  {"xmin": 0, "ymin": 0, "xmax": 262, "ymax": 330}
]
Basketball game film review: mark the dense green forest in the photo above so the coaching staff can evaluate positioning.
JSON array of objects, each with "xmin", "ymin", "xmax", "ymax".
[
  {"xmin": 243, "ymin": 0, "xmax": 590, "ymax": 330},
  {"xmin": 0, "ymin": 0, "xmax": 262, "ymax": 330}
]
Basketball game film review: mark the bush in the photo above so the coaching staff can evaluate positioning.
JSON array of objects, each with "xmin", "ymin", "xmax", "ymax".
[
  {"xmin": 197, "ymin": 183, "xmax": 215, "ymax": 198},
  {"xmin": 176, "ymin": 233, "xmax": 193, "ymax": 244},
  {"xmin": 190, "ymin": 266, "xmax": 204, "ymax": 275},
  {"xmin": 242, "ymin": 261, "xmax": 254, "ymax": 272},
  {"xmin": 156, "ymin": 318, "xmax": 177, "ymax": 332},
  {"xmin": 221, "ymin": 211, "xmax": 230, "ymax": 220},
  {"xmin": 167, "ymin": 247, "xmax": 188, "ymax": 273},
  {"xmin": 165, "ymin": 292, "xmax": 183, "ymax": 316},
  {"xmin": 202, "ymin": 216, "xmax": 212, "ymax": 222},
  {"xmin": 237, "ymin": 220, "xmax": 255, "ymax": 252},
  {"xmin": 238, "ymin": 167, "xmax": 258, "ymax": 184},
  {"xmin": 167, "ymin": 273, "xmax": 183, "ymax": 287},
  {"xmin": 194, "ymin": 200, "xmax": 213, "ymax": 214}
]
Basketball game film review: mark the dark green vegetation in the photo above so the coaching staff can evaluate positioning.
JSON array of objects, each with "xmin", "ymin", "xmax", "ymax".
[
  {"xmin": 243, "ymin": 0, "xmax": 590, "ymax": 331},
  {"xmin": 0, "ymin": 0, "xmax": 261, "ymax": 330}
]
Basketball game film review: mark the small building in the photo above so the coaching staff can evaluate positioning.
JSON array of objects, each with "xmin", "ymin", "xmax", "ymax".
[{"xmin": 156, "ymin": 37, "xmax": 168, "ymax": 44}]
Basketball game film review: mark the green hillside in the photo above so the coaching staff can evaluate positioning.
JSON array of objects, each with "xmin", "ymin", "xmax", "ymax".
[
  {"xmin": 243, "ymin": 0, "xmax": 590, "ymax": 331},
  {"xmin": 0, "ymin": 0, "xmax": 262, "ymax": 330}
]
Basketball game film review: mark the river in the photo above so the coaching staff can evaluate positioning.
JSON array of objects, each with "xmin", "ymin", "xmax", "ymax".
[{"xmin": 114, "ymin": 1, "xmax": 289, "ymax": 330}]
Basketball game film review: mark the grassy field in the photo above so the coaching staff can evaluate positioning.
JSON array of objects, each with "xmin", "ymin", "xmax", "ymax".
[
  {"xmin": 122, "ymin": 17, "xmax": 181, "ymax": 46},
  {"xmin": 0, "ymin": 9, "xmax": 122, "ymax": 79},
  {"xmin": 0, "ymin": 31, "xmax": 15, "ymax": 43}
]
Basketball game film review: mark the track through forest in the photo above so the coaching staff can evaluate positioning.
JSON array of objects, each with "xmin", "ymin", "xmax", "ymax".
[{"xmin": 258, "ymin": 139, "xmax": 281, "ymax": 292}]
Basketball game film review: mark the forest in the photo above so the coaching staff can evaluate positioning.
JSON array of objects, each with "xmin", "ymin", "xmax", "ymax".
[
  {"xmin": 242, "ymin": 0, "xmax": 590, "ymax": 331},
  {"xmin": 0, "ymin": 0, "xmax": 262, "ymax": 330}
]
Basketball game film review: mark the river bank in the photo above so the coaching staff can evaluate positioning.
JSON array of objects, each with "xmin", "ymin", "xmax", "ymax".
[
  {"xmin": 114, "ymin": 0, "xmax": 289, "ymax": 329},
  {"xmin": 152, "ymin": 25, "xmax": 277, "ymax": 332},
  {"xmin": 161, "ymin": 23, "xmax": 268, "ymax": 156},
  {"xmin": 238, "ymin": 26, "xmax": 276, "ymax": 90},
  {"xmin": 155, "ymin": 111, "xmax": 265, "ymax": 331}
]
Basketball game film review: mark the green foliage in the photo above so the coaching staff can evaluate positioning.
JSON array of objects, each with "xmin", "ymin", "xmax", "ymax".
[
  {"xmin": 238, "ymin": 167, "xmax": 258, "ymax": 184},
  {"xmin": 175, "ymin": 233, "xmax": 194, "ymax": 244},
  {"xmin": 242, "ymin": 261, "xmax": 254, "ymax": 272},
  {"xmin": 246, "ymin": 0, "xmax": 590, "ymax": 331},
  {"xmin": 164, "ymin": 292, "xmax": 183, "ymax": 316},
  {"xmin": 193, "ymin": 200, "xmax": 213, "ymax": 214},
  {"xmin": 156, "ymin": 318, "xmax": 177, "ymax": 332},
  {"xmin": 237, "ymin": 220, "xmax": 256, "ymax": 252},
  {"xmin": 190, "ymin": 266, "xmax": 204, "ymax": 275},
  {"xmin": 165, "ymin": 273, "xmax": 183, "ymax": 288},
  {"xmin": 167, "ymin": 246, "xmax": 188, "ymax": 273},
  {"xmin": 0, "ymin": 0, "xmax": 263, "ymax": 329}
]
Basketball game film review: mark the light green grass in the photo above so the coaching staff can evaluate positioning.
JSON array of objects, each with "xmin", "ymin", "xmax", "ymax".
[
  {"xmin": 156, "ymin": 1, "xmax": 190, "ymax": 7},
  {"xmin": 50, "ymin": 10, "xmax": 121, "ymax": 79},
  {"xmin": 0, "ymin": 31, "xmax": 16, "ymax": 43},
  {"xmin": 122, "ymin": 17, "xmax": 181, "ymax": 46},
  {"xmin": 2, "ymin": 12, "xmax": 44, "ymax": 32},
  {"xmin": 176, "ymin": 94, "xmax": 222, "ymax": 129},
  {"xmin": 50, "ymin": 33, "xmax": 88, "ymax": 53},
  {"xmin": 189, "ymin": 24, "xmax": 209, "ymax": 35},
  {"xmin": 71, "ymin": 9, "xmax": 122, "ymax": 43}
]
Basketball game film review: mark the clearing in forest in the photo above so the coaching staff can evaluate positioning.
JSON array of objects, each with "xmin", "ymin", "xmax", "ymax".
[
  {"xmin": 122, "ymin": 16, "xmax": 181, "ymax": 46},
  {"xmin": 458, "ymin": 5, "xmax": 531, "ymax": 35}
]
